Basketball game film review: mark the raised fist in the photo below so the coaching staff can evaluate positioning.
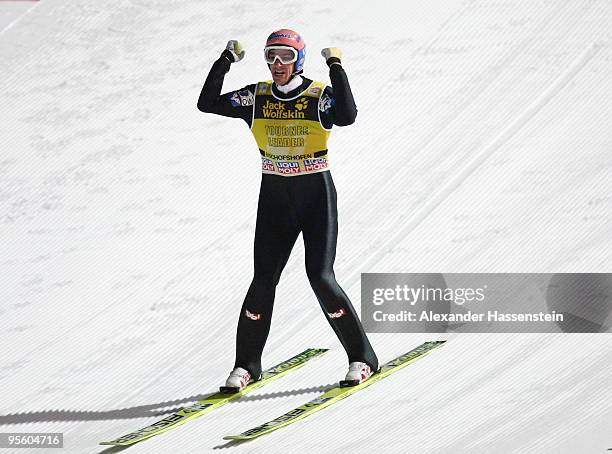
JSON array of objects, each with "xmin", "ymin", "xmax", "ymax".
[
  {"xmin": 321, "ymin": 47, "xmax": 342, "ymax": 66},
  {"xmin": 225, "ymin": 40, "xmax": 245, "ymax": 63}
]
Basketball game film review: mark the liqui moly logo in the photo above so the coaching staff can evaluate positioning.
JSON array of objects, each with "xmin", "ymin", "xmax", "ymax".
[
  {"xmin": 276, "ymin": 161, "xmax": 300, "ymax": 174},
  {"xmin": 328, "ymin": 308, "xmax": 347, "ymax": 319},
  {"xmin": 304, "ymin": 157, "xmax": 328, "ymax": 172},
  {"xmin": 245, "ymin": 309, "xmax": 262, "ymax": 321},
  {"xmin": 261, "ymin": 157, "xmax": 274, "ymax": 171}
]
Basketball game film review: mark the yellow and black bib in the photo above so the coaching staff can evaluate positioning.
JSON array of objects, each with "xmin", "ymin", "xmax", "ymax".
[{"xmin": 251, "ymin": 80, "xmax": 331, "ymax": 176}]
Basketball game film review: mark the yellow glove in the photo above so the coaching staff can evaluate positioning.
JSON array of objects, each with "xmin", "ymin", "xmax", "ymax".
[
  {"xmin": 225, "ymin": 40, "xmax": 245, "ymax": 63},
  {"xmin": 321, "ymin": 47, "xmax": 342, "ymax": 66}
]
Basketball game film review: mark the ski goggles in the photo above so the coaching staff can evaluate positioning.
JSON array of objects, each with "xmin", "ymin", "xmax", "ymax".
[{"xmin": 264, "ymin": 46, "xmax": 298, "ymax": 65}]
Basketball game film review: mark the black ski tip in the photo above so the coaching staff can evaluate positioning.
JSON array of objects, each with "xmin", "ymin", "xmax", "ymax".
[{"xmin": 219, "ymin": 386, "xmax": 240, "ymax": 394}]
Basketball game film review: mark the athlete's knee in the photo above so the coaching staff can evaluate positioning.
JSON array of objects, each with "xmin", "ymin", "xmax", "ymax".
[
  {"xmin": 251, "ymin": 272, "xmax": 281, "ymax": 288},
  {"xmin": 306, "ymin": 260, "xmax": 331, "ymax": 281},
  {"xmin": 244, "ymin": 275, "xmax": 278, "ymax": 306},
  {"xmin": 307, "ymin": 271, "xmax": 337, "ymax": 294}
]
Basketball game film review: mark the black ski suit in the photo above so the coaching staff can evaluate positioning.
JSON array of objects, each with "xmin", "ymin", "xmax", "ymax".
[{"xmin": 197, "ymin": 50, "xmax": 379, "ymax": 378}]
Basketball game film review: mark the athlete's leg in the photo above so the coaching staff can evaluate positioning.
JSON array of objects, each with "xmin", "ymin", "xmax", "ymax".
[
  {"xmin": 300, "ymin": 172, "xmax": 379, "ymax": 371},
  {"xmin": 234, "ymin": 175, "xmax": 299, "ymax": 379}
]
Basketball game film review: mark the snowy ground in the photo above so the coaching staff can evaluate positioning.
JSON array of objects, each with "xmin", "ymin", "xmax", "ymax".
[
  {"xmin": 0, "ymin": 1, "xmax": 37, "ymax": 33},
  {"xmin": 1, "ymin": 0, "xmax": 611, "ymax": 453}
]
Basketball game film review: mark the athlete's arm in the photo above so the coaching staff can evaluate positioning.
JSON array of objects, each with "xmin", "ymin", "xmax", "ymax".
[
  {"xmin": 321, "ymin": 47, "xmax": 358, "ymax": 127},
  {"xmin": 197, "ymin": 41, "xmax": 254, "ymax": 124}
]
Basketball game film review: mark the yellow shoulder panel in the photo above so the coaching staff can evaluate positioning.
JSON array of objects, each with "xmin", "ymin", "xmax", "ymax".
[{"xmin": 256, "ymin": 81, "xmax": 273, "ymax": 95}]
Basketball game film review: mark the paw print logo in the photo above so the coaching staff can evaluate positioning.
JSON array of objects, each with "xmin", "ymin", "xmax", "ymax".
[{"xmin": 295, "ymin": 98, "xmax": 309, "ymax": 111}]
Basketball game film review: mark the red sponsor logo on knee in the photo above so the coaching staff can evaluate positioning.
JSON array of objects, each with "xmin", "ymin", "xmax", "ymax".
[
  {"xmin": 328, "ymin": 308, "xmax": 346, "ymax": 319},
  {"xmin": 245, "ymin": 309, "xmax": 262, "ymax": 320}
]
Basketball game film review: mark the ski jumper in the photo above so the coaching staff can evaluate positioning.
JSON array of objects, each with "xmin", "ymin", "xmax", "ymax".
[{"xmin": 198, "ymin": 52, "xmax": 379, "ymax": 379}]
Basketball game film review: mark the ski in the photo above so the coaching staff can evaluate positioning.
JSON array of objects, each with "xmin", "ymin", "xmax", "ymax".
[
  {"xmin": 223, "ymin": 340, "xmax": 445, "ymax": 441},
  {"xmin": 99, "ymin": 348, "xmax": 328, "ymax": 446}
]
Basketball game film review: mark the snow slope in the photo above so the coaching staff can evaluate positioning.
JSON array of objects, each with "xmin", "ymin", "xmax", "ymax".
[
  {"xmin": 1, "ymin": 0, "xmax": 611, "ymax": 452},
  {"xmin": 0, "ymin": 1, "xmax": 37, "ymax": 34}
]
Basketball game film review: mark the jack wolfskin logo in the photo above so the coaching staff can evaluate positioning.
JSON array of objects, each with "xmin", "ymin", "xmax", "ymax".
[{"xmin": 295, "ymin": 98, "xmax": 309, "ymax": 111}]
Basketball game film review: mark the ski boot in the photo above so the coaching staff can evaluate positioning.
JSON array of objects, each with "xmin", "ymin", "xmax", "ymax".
[
  {"xmin": 220, "ymin": 367, "xmax": 253, "ymax": 394},
  {"xmin": 339, "ymin": 362, "xmax": 375, "ymax": 387}
]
